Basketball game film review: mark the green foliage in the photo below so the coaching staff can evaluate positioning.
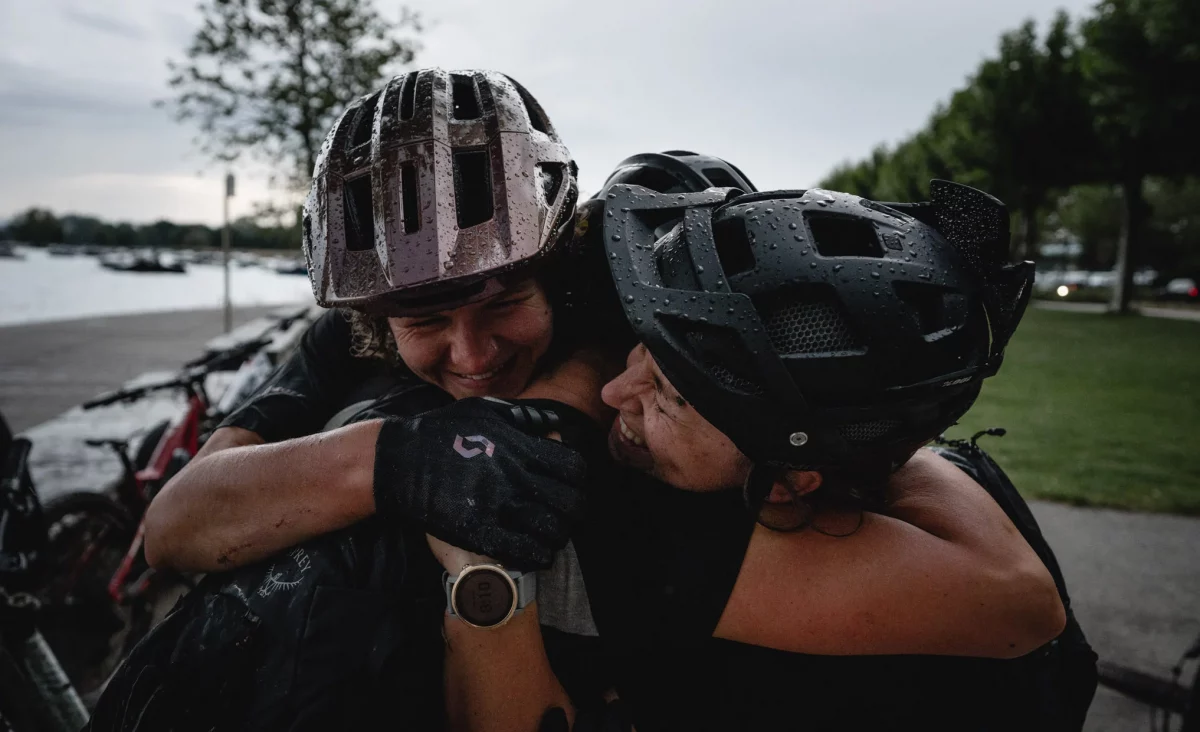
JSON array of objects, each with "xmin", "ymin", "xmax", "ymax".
[
  {"xmin": 6, "ymin": 208, "xmax": 65, "ymax": 245},
  {"xmin": 160, "ymin": 0, "xmax": 421, "ymax": 191},
  {"xmin": 819, "ymin": 0, "xmax": 1200, "ymax": 299},
  {"xmin": 3, "ymin": 207, "xmax": 300, "ymax": 251}
]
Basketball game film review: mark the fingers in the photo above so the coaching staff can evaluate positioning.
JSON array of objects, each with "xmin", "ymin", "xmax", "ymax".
[
  {"xmin": 462, "ymin": 525, "xmax": 553, "ymax": 571},
  {"xmin": 499, "ymin": 501, "xmax": 569, "ymax": 548}
]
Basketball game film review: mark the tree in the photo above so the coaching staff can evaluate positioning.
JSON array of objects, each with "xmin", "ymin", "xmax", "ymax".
[
  {"xmin": 160, "ymin": 0, "xmax": 421, "ymax": 194},
  {"xmin": 7, "ymin": 208, "xmax": 64, "ymax": 245},
  {"xmin": 1081, "ymin": 0, "xmax": 1200, "ymax": 312},
  {"xmin": 934, "ymin": 13, "xmax": 1096, "ymax": 260}
]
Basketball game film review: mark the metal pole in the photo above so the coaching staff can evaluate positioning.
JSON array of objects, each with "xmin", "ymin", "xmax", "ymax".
[{"xmin": 222, "ymin": 174, "xmax": 234, "ymax": 333}]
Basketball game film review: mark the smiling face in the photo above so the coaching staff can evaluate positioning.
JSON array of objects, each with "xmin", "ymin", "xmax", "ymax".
[
  {"xmin": 600, "ymin": 343, "xmax": 752, "ymax": 492},
  {"xmin": 387, "ymin": 278, "xmax": 554, "ymax": 400}
]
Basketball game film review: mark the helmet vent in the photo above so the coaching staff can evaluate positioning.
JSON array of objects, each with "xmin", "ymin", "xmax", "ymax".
[
  {"xmin": 450, "ymin": 74, "xmax": 481, "ymax": 120},
  {"xmin": 507, "ymin": 77, "xmax": 550, "ymax": 134},
  {"xmin": 400, "ymin": 163, "xmax": 420, "ymax": 234},
  {"xmin": 893, "ymin": 282, "xmax": 949, "ymax": 335},
  {"xmin": 453, "ymin": 149, "xmax": 494, "ymax": 229},
  {"xmin": 838, "ymin": 419, "xmax": 899, "ymax": 443},
  {"xmin": 807, "ymin": 214, "xmax": 884, "ymax": 258},
  {"xmin": 342, "ymin": 174, "xmax": 375, "ymax": 252},
  {"xmin": 703, "ymin": 167, "xmax": 742, "ymax": 190},
  {"xmin": 706, "ymin": 362, "xmax": 764, "ymax": 396},
  {"xmin": 538, "ymin": 163, "xmax": 564, "ymax": 205},
  {"xmin": 759, "ymin": 293, "xmax": 865, "ymax": 356},
  {"xmin": 399, "ymin": 71, "xmax": 418, "ymax": 121},
  {"xmin": 350, "ymin": 91, "xmax": 381, "ymax": 149},
  {"xmin": 712, "ymin": 216, "xmax": 756, "ymax": 276},
  {"xmin": 683, "ymin": 325, "xmax": 764, "ymax": 396}
]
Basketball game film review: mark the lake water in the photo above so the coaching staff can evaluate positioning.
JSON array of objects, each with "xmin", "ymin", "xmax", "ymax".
[{"xmin": 0, "ymin": 247, "xmax": 314, "ymax": 327}]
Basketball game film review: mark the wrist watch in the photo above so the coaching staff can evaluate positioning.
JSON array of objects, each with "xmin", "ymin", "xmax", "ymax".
[{"xmin": 443, "ymin": 564, "xmax": 536, "ymax": 629}]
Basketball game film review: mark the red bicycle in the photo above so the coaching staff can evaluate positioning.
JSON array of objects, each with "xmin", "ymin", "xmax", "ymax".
[{"xmin": 35, "ymin": 335, "xmax": 282, "ymax": 704}]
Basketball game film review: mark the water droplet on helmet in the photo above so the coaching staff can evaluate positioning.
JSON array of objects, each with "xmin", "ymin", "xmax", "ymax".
[
  {"xmin": 871, "ymin": 271, "xmax": 880, "ymax": 279},
  {"xmin": 612, "ymin": 234, "xmax": 622, "ymax": 242},
  {"xmin": 697, "ymin": 266, "xmax": 705, "ymax": 274},
  {"xmin": 624, "ymin": 295, "xmax": 635, "ymax": 304},
  {"xmin": 788, "ymin": 222, "xmax": 798, "ymax": 230},
  {"xmin": 833, "ymin": 264, "xmax": 843, "ymax": 273}
]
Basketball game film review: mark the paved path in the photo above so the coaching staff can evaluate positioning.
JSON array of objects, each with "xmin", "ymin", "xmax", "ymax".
[
  {"xmin": 2, "ymin": 307, "xmax": 1196, "ymax": 730},
  {"xmin": 0, "ymin": 307, "xmax": 282, "ymax": 432},
  {"xmin": 1035, "ymin": 299, "xmax": 1200, "ymax": 321},
  {"xmin": 1031, "ymin": 502, "xmax": 1200, "ymax": 730}
]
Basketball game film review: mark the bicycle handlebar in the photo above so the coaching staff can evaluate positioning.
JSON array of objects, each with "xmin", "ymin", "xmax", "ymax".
[{"xmin": 82, "ymin": 334, "xmax": 281, "ymax": 410}]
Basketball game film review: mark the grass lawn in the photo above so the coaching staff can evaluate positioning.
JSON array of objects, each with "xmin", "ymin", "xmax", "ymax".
[{"xmin": 943, "ymin": 307, "xmax": 1200, "ymax": 515}]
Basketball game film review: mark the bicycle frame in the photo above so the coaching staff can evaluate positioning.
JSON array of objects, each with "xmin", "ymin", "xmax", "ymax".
[{"xmin": 106, "ymin": 383, "xmax": 210, "ymax": 605}]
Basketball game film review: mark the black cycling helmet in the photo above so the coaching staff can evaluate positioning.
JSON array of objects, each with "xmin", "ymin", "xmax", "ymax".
[
  {"xmin": 595, "ymin": 150, "xmax": 757, "ymax": 200},
  {"xmin": 602, "ymin": 180, "xmax": 1034, "ymax": 472}
]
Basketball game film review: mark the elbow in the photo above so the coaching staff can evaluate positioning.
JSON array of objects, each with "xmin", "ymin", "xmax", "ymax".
[
  {"xmin": 996, "ymin": 562, "xmax": 1068, "ymax": 659},
  {"xmin": 141, "ymin": 494, "xmax": 171, "ymax": 570},
  {"xmin": 143, "ymin": 474, "xmax": 189, "ymax": 570}
]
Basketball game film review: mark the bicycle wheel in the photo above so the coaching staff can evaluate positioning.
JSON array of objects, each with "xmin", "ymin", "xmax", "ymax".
[{"xmin": 36, "ymin": 491, "xmax": 147, "ymax": 707}]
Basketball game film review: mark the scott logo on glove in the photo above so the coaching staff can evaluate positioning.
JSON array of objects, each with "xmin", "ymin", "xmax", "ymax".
[{"xmin": 453, "ymin": 434, "xmax": 495, "ymax": 459}]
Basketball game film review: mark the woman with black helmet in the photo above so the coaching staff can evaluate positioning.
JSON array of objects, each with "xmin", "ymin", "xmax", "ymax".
[{"xmin": 428, "ymin": 183, "xmax": 1069, "ymax": 731}]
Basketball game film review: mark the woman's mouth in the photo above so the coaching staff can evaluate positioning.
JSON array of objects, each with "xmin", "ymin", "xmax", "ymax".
[
  {"xmin": 608, "ymin": 415, "xmax": 654, "ymax": 470},
  {"xmin": 447, "ymin": 356, "xmax": 516, "ymax": 390},
  {"xmin": 616, "ymin": 416, "xmax": 645, "ymax": 447}
]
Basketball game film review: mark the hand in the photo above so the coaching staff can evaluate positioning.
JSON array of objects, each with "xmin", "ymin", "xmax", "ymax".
[{"xmin": 373, "ymin": 398, "xmax": 587, "ymax": 570}]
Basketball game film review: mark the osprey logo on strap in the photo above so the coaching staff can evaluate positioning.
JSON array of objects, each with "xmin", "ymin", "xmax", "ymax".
[{"xmin": 454, "ymin": 435, "xmax": 495, "ymax": 459}]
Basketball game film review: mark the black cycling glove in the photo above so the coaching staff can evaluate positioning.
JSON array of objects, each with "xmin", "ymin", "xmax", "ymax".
[{"xmin": 373, "ymin": 397, "xmax": 588, "ymax": 570}]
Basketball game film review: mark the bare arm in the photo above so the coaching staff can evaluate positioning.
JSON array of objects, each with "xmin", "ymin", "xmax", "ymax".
[
  {"xmin": 428, "ymin": 538, "xmax": 574, "ymax": 732},
  {"xmin": 143, "ymin": 423, "xmax": 378, "ymax": 572},
  {"xmin": 715, "ymin": 449, "xmax": 1066, "ymax": 658}
]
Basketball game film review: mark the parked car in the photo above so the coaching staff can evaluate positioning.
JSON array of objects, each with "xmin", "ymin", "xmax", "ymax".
[{"xmin": 1156, "ymin": 278, "xmax": 1199, "ymax": 302}]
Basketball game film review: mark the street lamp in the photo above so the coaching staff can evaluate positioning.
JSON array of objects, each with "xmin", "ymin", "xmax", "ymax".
[{"xmin": 223, "ymin": 173, "xmax": 235, "ymax": 333}]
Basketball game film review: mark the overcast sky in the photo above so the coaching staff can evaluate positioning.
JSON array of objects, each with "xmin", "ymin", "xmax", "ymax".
[{"xmin": 0, "ymin": 0, "xmax": 1097, "ymax": 227}]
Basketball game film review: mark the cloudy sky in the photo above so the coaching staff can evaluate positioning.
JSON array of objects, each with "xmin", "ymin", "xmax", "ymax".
[{"xmin": 0, "ymin": 0, "xmax": 1097, "ymax": 227}]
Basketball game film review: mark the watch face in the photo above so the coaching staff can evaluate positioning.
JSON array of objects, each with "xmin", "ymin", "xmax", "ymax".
[{"xmin": 453, "ymin": 567, "xmax": 516, "ymax": 627}]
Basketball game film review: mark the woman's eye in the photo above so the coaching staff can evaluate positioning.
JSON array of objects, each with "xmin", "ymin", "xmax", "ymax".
[
  {"xmin": 407, "ymin": 317, "xmax": 445, "ymax": 329},
  {"xmin": 489, "ymin": 298, "xmax": 524, "ymax": 310}
]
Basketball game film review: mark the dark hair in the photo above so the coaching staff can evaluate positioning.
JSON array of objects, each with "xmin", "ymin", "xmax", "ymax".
[{"xmin": 747, "ymin": 458, "xmax": 894, "ymax": 535}]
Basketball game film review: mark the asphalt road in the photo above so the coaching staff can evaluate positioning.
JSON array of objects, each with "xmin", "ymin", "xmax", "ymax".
[
  {"xmin": 2, "ymin": 307, "xmax": 1197, "ymax": 730},
  {"xmin": 0, "ymin": 306, "xmax": 281, "ymax": 432}
]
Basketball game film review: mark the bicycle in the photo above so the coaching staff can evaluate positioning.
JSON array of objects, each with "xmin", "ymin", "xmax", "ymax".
[
  {"xmin": 35, "ymin": 330, "xmax": 293, "ymax": 705},
  {"xmin": 1, "ymin": 410, "xmax": 90, "ymax": 732},
  {"xmin": 1095, "ymin": 637, "xmax": 1199, "ymax": 732}
]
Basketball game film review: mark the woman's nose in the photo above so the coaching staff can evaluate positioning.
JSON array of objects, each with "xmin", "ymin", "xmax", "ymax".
[
  {"xmin": 601, "ymin": 363, "xmax": 642, "ymax": 413},
  {"xmin": 446, "ymin": 322, "xmax": 495, "ymax": 374}
]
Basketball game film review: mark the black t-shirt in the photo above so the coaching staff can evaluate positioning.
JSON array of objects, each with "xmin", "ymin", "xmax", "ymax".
[{"xmin": 218, "ymin": 309, "xmax": 449, "ymax": 441}]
